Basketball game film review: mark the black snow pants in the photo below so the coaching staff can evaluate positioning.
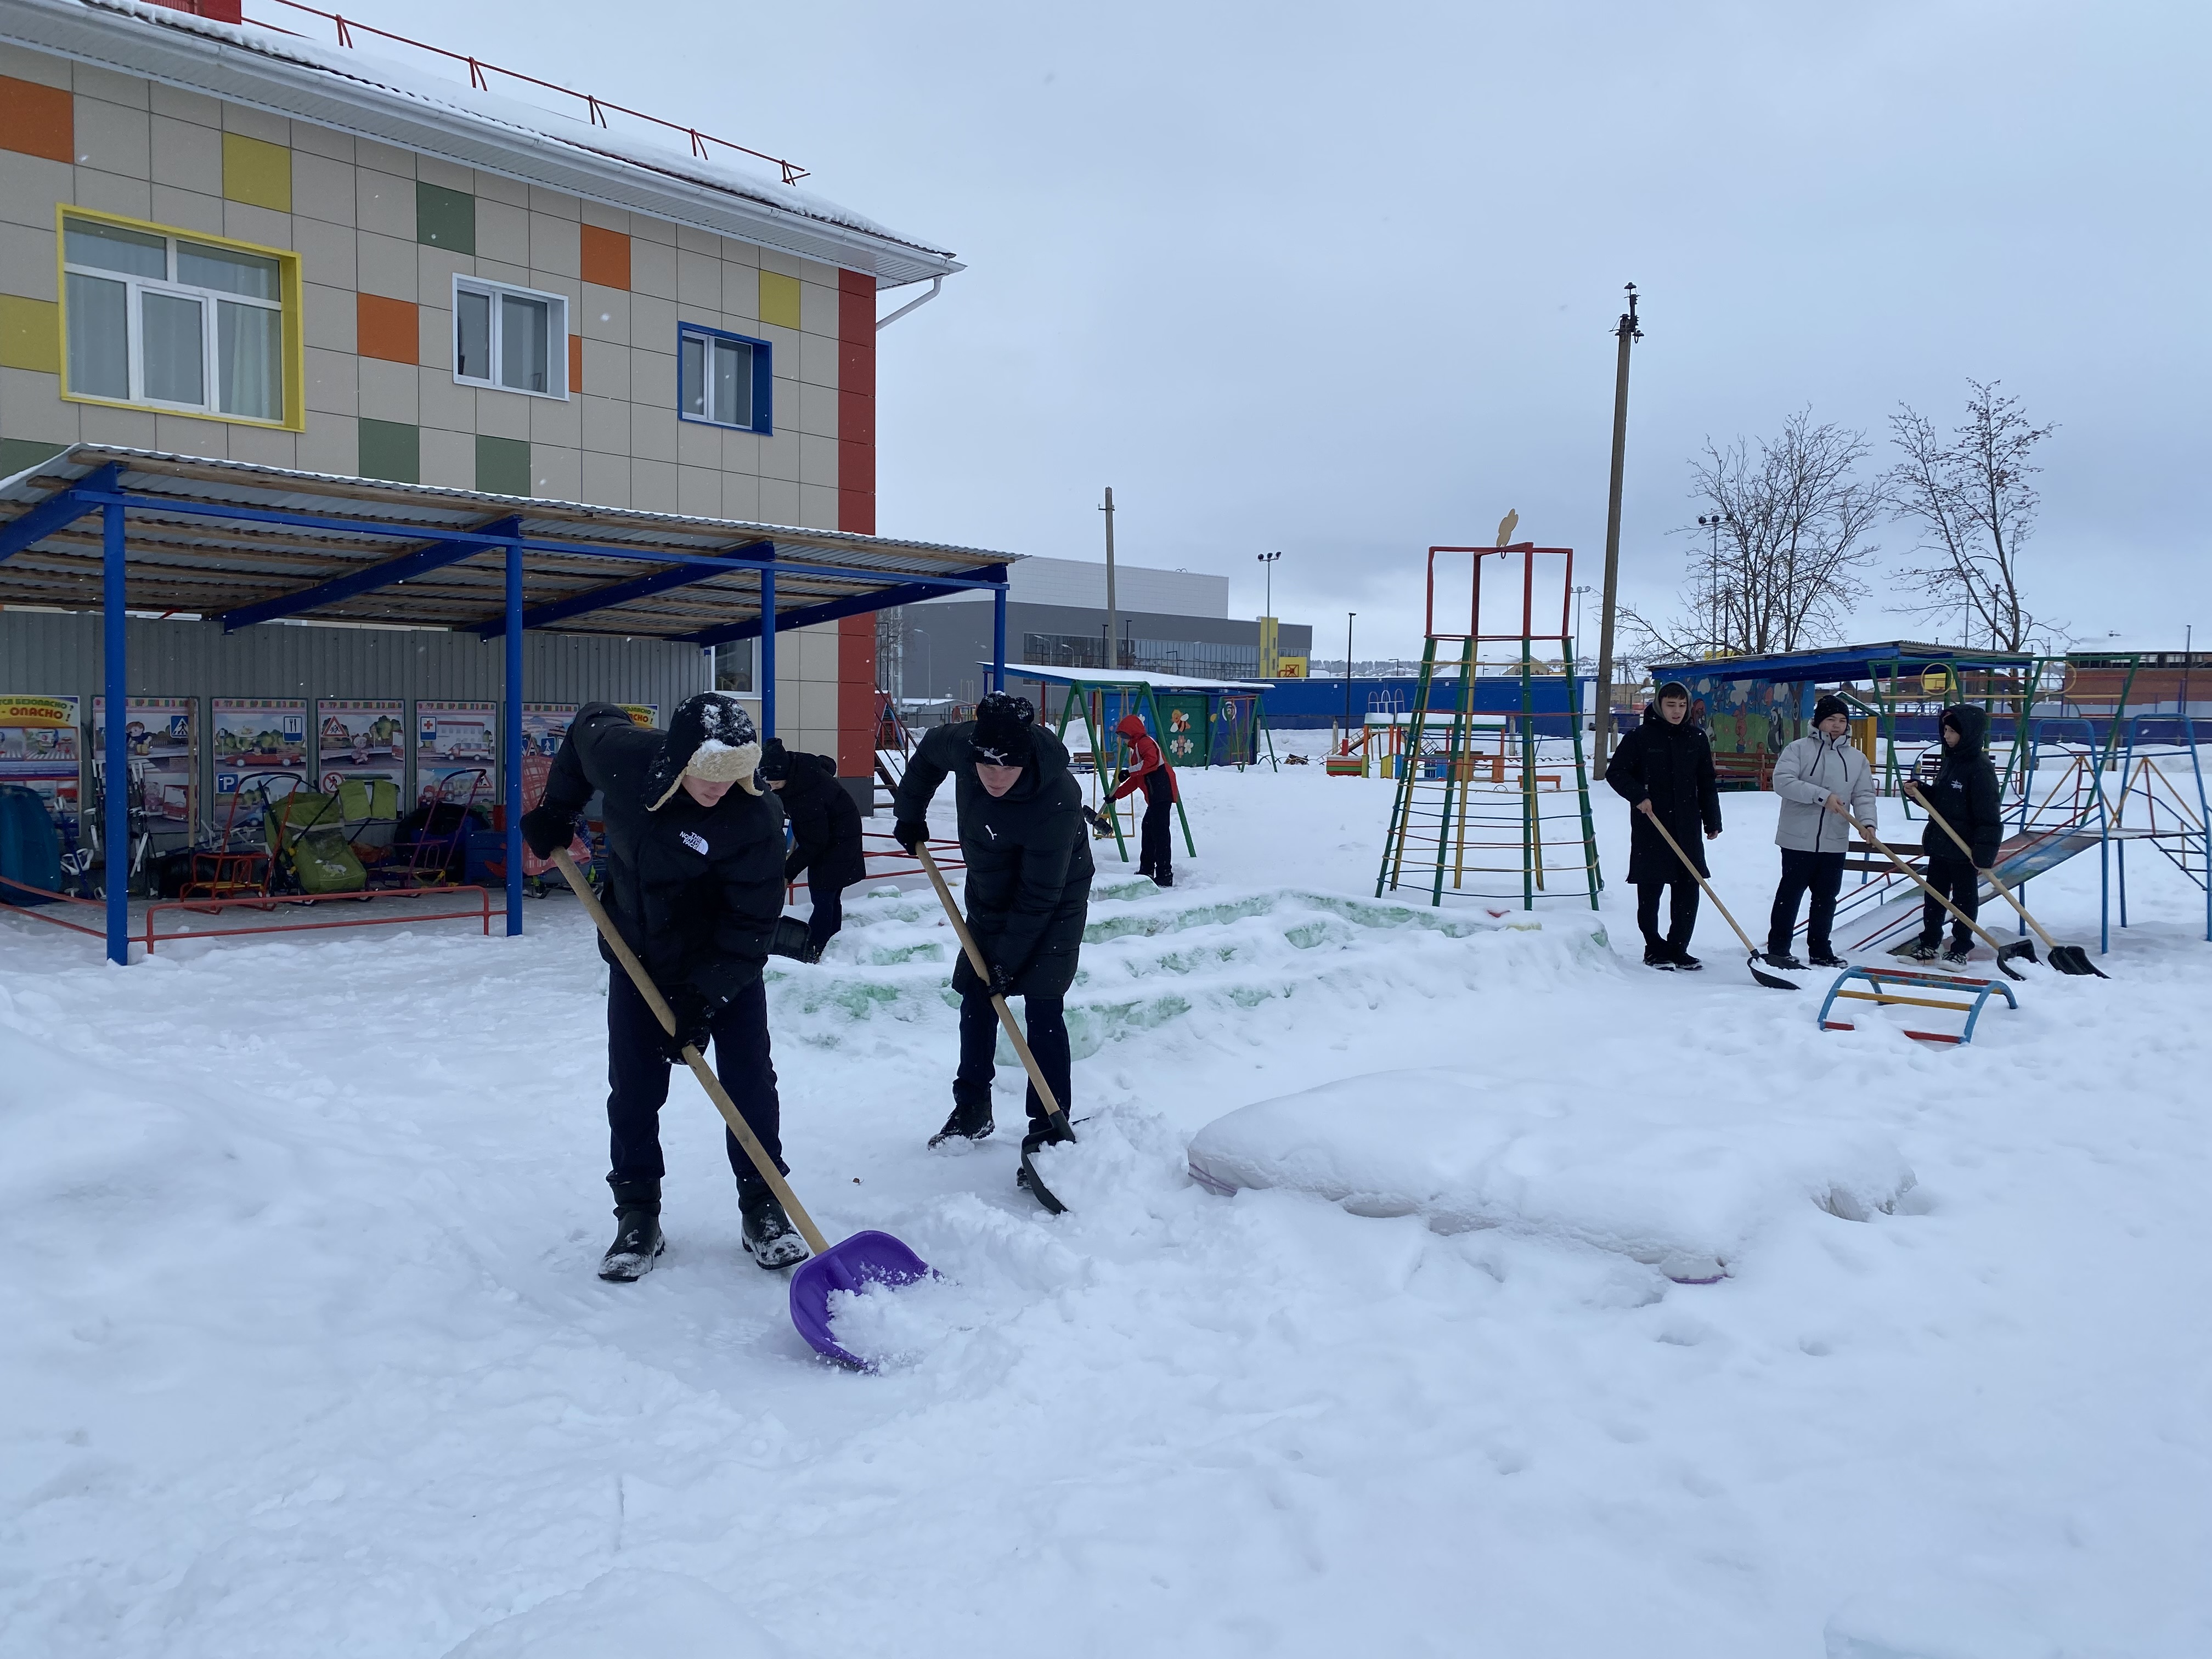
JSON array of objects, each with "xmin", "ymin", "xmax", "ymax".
[
  {"xmin": 956, "ymin": 990, "xmax": 1071, "ymax": 1128},
  {"xmin": 1635, "ymin": 871, "xmax": 1700, "ymax": 952},
  {"xmin": 1920, "ymin": 854, "xmax": 1981, "ymax": 948},
  {"xmin": 806, "ymin": 883, "xmax": 844, "ymax": 952},
  {"xmin": 1137, "ymin": 771, "xmax": 1173, "ymax": 883},
  {"xmin": 606, "ymin": 968, "xmax": 785, "ymax": 1201},
  {"xmin": 1768, "ymin": 848, "xmax": 1846, "ymax": 958}
]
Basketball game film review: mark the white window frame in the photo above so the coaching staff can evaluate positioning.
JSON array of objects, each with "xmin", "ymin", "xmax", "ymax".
[
  {"xmin": 60, "ymin": 216, "xmax": 289, "ymax": 425},
  {"xmin": 451, "ymin": 275, "xmax": 569, "ymax": 399}
]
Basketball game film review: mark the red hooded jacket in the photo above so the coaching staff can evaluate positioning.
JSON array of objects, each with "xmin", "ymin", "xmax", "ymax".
[{"xmin": 1108, "ymin": 715, "xmax": 1179, "ymax": 803}]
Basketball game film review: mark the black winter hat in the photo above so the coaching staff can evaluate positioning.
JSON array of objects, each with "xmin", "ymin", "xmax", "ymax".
[
  {"xmin": 756, "ymin": 737, "xmax": 793, "ymax": 781},
  {"xmin": 1813, "ymin": 693, "xmax": 1851, "ymax": 726},
  {"xmin": 970, "ymin": 690, "xmax": 1036, "ymax": 767},
  {"xmin": 644, "ymin": 692, "xmax": 761, "ymax": 810}
]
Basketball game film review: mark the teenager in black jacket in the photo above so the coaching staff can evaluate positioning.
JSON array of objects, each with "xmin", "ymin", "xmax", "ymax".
[
  {"xmin": 1910, "ymin": 704, "xmax": 2005, "ymax": 963},
  {"xmin": 522, "ymin": 695, "xmax": 808, "ymax": 1280},
  {"xmin": 1605, "ymin": 680, "xmax": 1723, "ymax": 969},
  {"xmin": 759, "ymin": 741, "xmax": 866, "ymax": 962},
  {"xmin": 890, "ymin": 691, "xmax": 1092, "ymax": 1165}
]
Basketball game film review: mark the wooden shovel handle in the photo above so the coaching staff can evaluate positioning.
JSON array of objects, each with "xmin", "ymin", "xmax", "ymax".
[
  {"xmin": 914, "ymin": 840, "xmax": 1071, "ymax": 1130},
  {"xmin": 1840, "ymin": 809, "xmax": 2014, "ymax": 957},
  {"xmin": 1904, "ymin": 784, "xmax": 2057, "ymax": 950},
  {"xmin": 1640, "ymin": 808, "xmax": 1760, "ymax": 956},
  {"xmin": 550, "ymin": 848, "xmax": 828, "ymax": 1254}
]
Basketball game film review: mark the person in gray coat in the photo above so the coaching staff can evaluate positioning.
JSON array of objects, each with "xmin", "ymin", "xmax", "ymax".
[{"xmin": 1763, "ymin": 693, "xmax": 1877, "ymax": 969}]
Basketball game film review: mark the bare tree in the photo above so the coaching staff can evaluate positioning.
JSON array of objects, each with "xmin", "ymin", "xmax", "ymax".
[
  {"xmin": 1623, "ymin": 409, "xmax": 1884, "ymax": 663},
  {"xmin": 1885, "ymin": 380, "xmax": 2058, "ymax": 652}
]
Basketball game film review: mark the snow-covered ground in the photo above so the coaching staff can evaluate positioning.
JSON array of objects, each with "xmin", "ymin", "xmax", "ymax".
[{"xmin": 3, "ymin": 748, "xmax": 2207, "ymax": 1657}]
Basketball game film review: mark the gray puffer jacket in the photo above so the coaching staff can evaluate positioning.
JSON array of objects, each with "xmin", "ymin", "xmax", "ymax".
[{"xmin": 1771, "ymin": 731, "xmax": 1875, "ymax": 854}]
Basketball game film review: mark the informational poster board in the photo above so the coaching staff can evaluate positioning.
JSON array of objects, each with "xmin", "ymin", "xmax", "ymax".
[
  {"xmin": 415, "ymin": 701, "xmax": 497, "ymax": 808},
  {"xmin": 618, "ymin": 704, "xmax": 659, "ymax": 728},
  {"xmin": 315, "ymin": 699, "xmax": 405, "ymax": 794},
  {"xmin": 0, "ymin": 695, "xmax": 82, "ymax": 837},
  {"xmin": 521, "ymin": 703, "xmax": 578, "ymax": 760},
  {"xmin": 93, "ymin": 696, "xmax": 197, "ymax": 830},
  {"xmin": 211, "ymin": 698, "xmax": 309, "ymax": 794}
]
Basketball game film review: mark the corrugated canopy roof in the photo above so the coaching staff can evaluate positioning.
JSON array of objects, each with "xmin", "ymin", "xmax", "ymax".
[{"xmin": 0, "ymin": 446, "xmax": 1017, "ymax": 645}]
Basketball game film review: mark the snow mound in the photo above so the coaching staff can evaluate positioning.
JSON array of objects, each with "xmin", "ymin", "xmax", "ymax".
[
  {"xmin": 441, "ymin": 1568, "xmax": 787, "ymax": 1658},
  {"xmin": 1185, "ymin": 1069, "xmax": 1915, "ymax": 1282}
]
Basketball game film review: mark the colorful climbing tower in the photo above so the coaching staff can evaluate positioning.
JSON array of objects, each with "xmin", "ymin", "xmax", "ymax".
[{"xmin": 1374, "ymin": 543, "xmax": 1602, "ymax": 910}]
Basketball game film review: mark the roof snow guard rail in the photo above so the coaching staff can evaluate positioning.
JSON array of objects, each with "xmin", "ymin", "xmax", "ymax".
[{"xmin": 249, "ymin": 0, "xmax": 810, "ymax": 183}]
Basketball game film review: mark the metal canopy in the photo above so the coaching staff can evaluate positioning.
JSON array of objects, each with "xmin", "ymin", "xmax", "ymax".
[
  {"xmin": 0, "ymin": 445, "xmax": 1021, "ymax": 967},
  {"xmin": 1648, "ymin": 640, "xmax": 2038, "ymax": 685},
  {"xmin": 0, "ymin": 447, "xmax": 1015, "ymax": 640}
]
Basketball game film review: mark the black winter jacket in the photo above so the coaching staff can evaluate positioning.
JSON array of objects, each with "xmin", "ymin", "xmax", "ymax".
[
  {"xmin": 1607, "ymin": 704, "xmax": 1723, "ymax": 882},
  {"xmin": 779, "ymin": 752, "xmax": 867, "ymax": 893},
  {"xmin": 892, "ymin": 720, "xmax": 1093, "ymax": 998},
  {"xmin": 1920, "ymin": 704, "xmax": 2005, "ymax": 868},
  {"xmin": 539, "ymin": 702, "xmax": 786, "ymax": 1003}
]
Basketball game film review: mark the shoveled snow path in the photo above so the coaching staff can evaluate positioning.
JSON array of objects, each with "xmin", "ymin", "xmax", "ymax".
[{"xmin": 1, "ymin": 754, "xmax": 2206, "ymax": 1657}]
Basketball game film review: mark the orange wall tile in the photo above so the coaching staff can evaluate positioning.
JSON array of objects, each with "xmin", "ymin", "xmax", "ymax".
[
  {"xmin": 357, "ymin": 293, "xmax": 419, "ymax": 365},
  {"xmin": 580, "ymin": 224, "xmax": 631, "ymax": 290},
  {"xmin": 0, "ymin": 76, "xmax": 72, "ymax": 164}
]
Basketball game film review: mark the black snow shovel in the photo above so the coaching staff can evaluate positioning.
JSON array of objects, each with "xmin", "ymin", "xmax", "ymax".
[
  {"xmin": 1641, "ymin": 809, "xmax": 1799, "ymax": 990},
  {"xmin": 1838, "ymin": 809, "xmax": 2033, "ymax": 981},
  {"xmin": 549, "ymin": 849, "xmax": 931, "ymax": 1368},
  {"xmin": 913, "ymin": 841, "xmax": 1076, "ymax": 1214},
  {"xmin": 1906, "ymin": 786, "xmax": 2106, "ymax": 977}
]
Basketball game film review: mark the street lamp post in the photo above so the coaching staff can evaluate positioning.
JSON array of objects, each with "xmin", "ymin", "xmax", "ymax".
[
  {"xmin": 1342, "ymin": 611, "xmax": 1356, "ymax": 743},
  {"xmin": 1256, "ymin": 550, "xmax": 1282, "ymax": 677},
  {"xmin": 1696, "ymin": 513, "xmax": 1724, "ymax": 653}
]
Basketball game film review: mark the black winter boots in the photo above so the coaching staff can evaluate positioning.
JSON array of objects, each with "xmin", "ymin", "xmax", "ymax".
[
  {"xmin": 740, "ymin": 1186, "xmax": 808, "ymax": 1269},
  {"xmin": 930, "ymin": 1095, "xmax": 996, "ymax": 1147},
  {"xmin": 600, "ymin": 1180, "xmax": 665, "ymax": 1282}
]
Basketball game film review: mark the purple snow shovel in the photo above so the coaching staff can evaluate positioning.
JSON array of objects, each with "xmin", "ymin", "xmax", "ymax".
[{"xmin": 552, "ymin": 850, "xmax": 929, "ymax": 1368}]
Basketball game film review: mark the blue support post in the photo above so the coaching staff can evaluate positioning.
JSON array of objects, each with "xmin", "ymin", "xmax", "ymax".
[
  {"xmin": 102, "ymin": 501, "xmax": 128, "ymax": 966},
  {"xmin": 992, "ymin": 584, "xmax": 1007, "ymax": 693},
  {"xmin": 504, "ymin": 537, "xmax": 523, "ymax": 936},
  {"xmin": 759, "ymin": 567, "xmax": 776, "ymax": 738}
]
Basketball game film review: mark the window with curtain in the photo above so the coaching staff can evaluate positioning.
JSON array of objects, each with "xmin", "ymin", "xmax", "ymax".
[
  {"xmin": 453, "ymin": 276, "xmax": 567, "ymax": 398},
  {"xmin": 676, "ymin": 323, "xmax": 770, "ymax": 432},
  {"xmin": 60, "ymin": 216, "xmax": 291, "ymax": 423}
]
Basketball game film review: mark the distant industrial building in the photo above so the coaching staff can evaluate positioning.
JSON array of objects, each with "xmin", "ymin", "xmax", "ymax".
[{"xmin": 885, "ymin": 556, "xmax": 1311, "ymax": 703}]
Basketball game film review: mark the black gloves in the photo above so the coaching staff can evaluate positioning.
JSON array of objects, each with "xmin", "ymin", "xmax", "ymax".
[
  {"xmin": 985, "ymin": 958, "xmax": 1015, "ymax": 998},
  {"xmin": 893, "ymin": 817, "xmax": 929, "ymax": 854},
  {"xmin": 767, "ymin": 916, "xmax": 813, "ymax": 961},
  {"xmin": 521, "ymin": 803, "xmax": 578, "ymax": 860},
  {"xmin": 661, "ymin": 989, "xmax": 714, "ymax": 1062}
]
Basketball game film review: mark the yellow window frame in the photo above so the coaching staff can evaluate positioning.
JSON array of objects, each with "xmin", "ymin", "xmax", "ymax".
[{"xmin": 54, "ymin": 204, "xmax": 307, "ymax": 433}]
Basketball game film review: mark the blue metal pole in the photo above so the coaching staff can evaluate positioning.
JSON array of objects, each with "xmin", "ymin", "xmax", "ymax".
[
  {"xmin": 759, "ymin": 567, "xmax": 776, "ymax": 739},
  {"xmin": 504, "ymin": 538, "xmax": 523, "ymax": 937},
  {"xmin": 992, "ymin": 584, "xmax": 1007, "ymax": 693},
  {"xmin": 101, "ymin": 501, "xmax": 128, "ymax": 965}
]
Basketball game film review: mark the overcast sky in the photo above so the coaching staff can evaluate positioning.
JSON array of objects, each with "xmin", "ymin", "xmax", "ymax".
[{"xmin": 371, "ymin": 0, "xmax": 2210, "ymax": 661}]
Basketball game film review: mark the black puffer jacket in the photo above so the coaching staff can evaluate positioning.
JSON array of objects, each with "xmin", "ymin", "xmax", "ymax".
[
  {"xmin": 539, "ymin": 702, "xmax": 786, "ymax": 1003},
  {"xmin": 780, "ymin": 752, "xmax": 867, "ymax": 893},
  {"xmin": 1920, "ymin": 704, "xmax": 2005, "ymax": 867},
  {"xmin": 1607, "ymin": 703, "xmax": 1723, "ymax": 882},
  {"xmin": 893, "ymin": 720, "xmax": 1093, "ymax": 998}
]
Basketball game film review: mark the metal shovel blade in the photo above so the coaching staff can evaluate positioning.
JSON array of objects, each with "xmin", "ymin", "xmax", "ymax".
[
  {"xmin": 2044, "ymin": 943, "xmax": 2108, "ymax": 978},
  {"xmin": 787, "ymin": 1230, "xmax": 934, "ymax": 1369},
  {"xmin": 1747, "ymin": 952, "xmax": 1802, "ymax": 992},
  {"xmin": 1993, "ymin": 940, "xmax": 2034, "ymax": 980}
]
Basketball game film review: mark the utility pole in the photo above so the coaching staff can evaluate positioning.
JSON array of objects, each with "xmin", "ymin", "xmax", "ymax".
[
  {"xmin": 1592, "ymin": 283, "xmax": 1642, "ymax": 781},
  {"xmin": 1342, "ymin": 611, "xmax": 1356, "ymax": 738},
  {"xmin": 1100, "ymin": 487, "xmax": 1119, "ymax": 673}
]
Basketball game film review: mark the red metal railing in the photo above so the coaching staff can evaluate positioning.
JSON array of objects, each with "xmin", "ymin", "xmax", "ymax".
[
  {"xmin": 245, "ymin": 0, "xmax": 809, "ymax": 184},
  {"xmin": 0, "ymin": 875, "xmax": 492, "ymax": 953}
]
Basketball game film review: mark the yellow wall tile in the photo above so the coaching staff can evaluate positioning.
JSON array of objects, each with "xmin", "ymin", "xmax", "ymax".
[
  {"xmin": 758, "ymin": 269, "xmax": 801, "ymax": 331},
  {"xmin": 0, "ymin": 295, "xmax": 59, "ymax": 374},
  {"xmin": 222, "ymin": 131, "xmax": 291, "ymax": 213}
]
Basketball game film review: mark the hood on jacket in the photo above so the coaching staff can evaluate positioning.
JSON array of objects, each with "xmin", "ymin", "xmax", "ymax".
[
  {"xmin": 1940, "ymin": 704, "xmax": 1990, "ymax": 754},
  {"xmin": 1115, "ymin": 714, "xmax": 1148, "ymax": 740}
]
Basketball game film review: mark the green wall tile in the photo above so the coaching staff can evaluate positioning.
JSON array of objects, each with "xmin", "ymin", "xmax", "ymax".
[
  {"xmin": 476, "ymin": 435, "xmax": 529, "ymax": 496},
  {"xmin": 416, "ymin": 182, "xmax": 476, "ymax": 254},
  {"xmin": 0, "ymin": 438, "xmax": 67, "ymax": 481},
  {"xmin": 359, "ymin": 417, "xmax": 420, "ymax": 484}
]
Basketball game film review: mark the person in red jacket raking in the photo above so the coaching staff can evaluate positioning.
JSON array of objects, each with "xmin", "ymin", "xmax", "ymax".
[{"xmin": 1107, "ymin": 713, "xmax": 1179, "ymax": 886}]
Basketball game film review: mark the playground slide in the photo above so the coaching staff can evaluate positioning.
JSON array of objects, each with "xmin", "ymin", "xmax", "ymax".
[{"xmin": 1831, "ymin": 826, "xmax": 2102, "ymax": 956}]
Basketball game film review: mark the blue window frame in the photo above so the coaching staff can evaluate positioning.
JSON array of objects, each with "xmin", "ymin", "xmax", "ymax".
[{"xmin": 677, "ymin": 322, "xmax": 772, "ymax": 433}]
